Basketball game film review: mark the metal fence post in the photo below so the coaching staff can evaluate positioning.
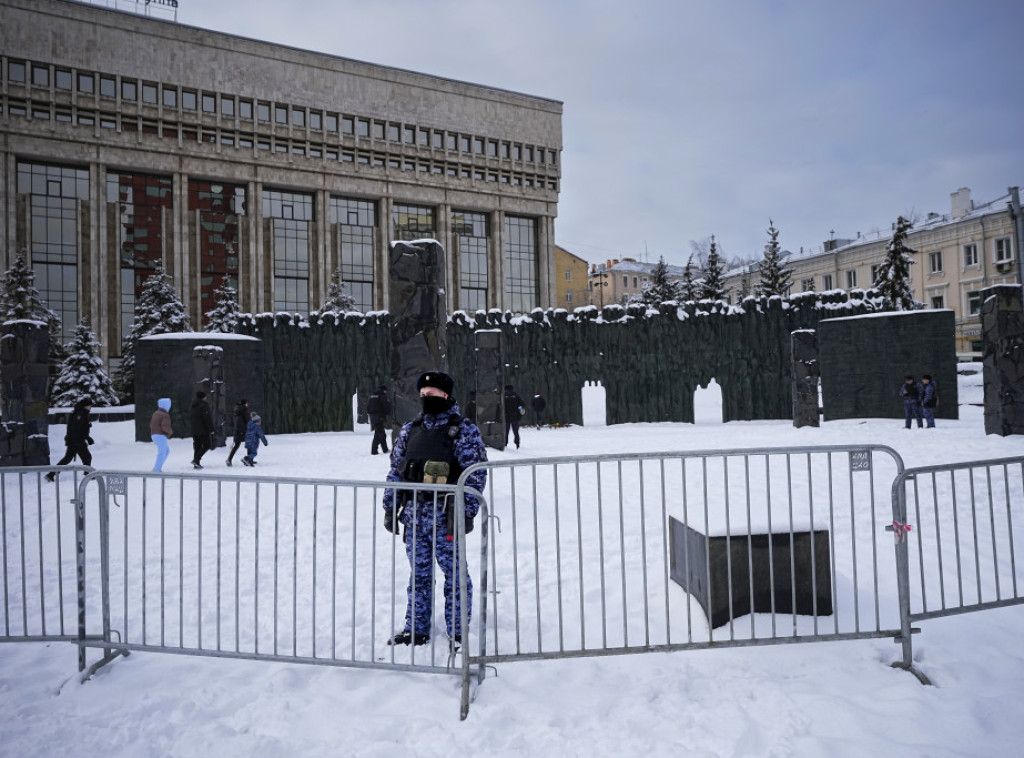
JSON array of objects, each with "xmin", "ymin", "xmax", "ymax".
[{"xmin": 890, "ymin": 474, "xmax": 931, "ymax": 684}]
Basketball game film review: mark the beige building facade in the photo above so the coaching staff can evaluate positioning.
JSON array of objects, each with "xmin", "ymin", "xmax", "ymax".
[
  {"xmin": 553, "ymin": 245, "xmax": 590, "ymax": 310},
  {"xmin": 586, "ymin": 257, "xmax": 691, "ymax": 307},
  {"xmin": 0, "ymin": 0, "xmax": 563, "ymax": 364},
  {"xmin": 724, "ymin": 187, "xmax": 1022, "ymax": 357}
]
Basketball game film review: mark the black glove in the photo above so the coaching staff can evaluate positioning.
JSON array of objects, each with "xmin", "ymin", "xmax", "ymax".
[
  {"xmin": 383, "ymin": 508, "xmax": 397, "ymax": 533},
  {"xmin": 86, "ymin": 436, "xmax": 94, "ymax": 445},
  {"xmin": 465, "ymin": 515, "xmax": 475, "ymax": 534}
]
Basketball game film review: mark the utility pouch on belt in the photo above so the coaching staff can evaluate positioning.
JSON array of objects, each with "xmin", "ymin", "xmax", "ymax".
[{"xmin": 423, "ymin": 460, "xmax": 450, "ymax": 484}]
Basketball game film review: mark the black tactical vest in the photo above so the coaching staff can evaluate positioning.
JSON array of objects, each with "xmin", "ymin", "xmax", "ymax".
[{"xmin": 399, "ymin": 415, "xmax": 463, "ymax": 484}]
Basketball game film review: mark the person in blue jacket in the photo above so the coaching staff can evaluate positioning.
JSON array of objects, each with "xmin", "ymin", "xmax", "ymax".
[
  {"xmin": 242, "ymin": 413, "xmax": 268, "ymax": 466},
  {"xmin": 382, "ymin": 371, "xmax": 487, "ymax": 648},
  {"xmin": 900, "ymin": 375, "xmax": 923, "ymax": 429}
]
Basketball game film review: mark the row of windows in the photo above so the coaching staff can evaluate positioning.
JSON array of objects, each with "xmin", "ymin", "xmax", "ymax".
[
  {"xmin": 1, "ymin": 98, "xmax": 559, "ymax": 192},
  {"xmin": 3, "ymin": 57, "xmax": 560, "ymax": 167}
]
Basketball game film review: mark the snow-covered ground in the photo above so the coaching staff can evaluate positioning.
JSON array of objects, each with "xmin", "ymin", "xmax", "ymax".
[{"xmin": 2, "ymin": 366, "xmax": 1023, "ymax": 757}]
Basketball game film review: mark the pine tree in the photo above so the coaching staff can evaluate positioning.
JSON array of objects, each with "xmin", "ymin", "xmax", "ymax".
[
  {"xmin": 50, "ymin": 318, "xmax": 119, "ymax": 407},
  {"xmin": 680, "ymin": 254, "xmax": 697, "ymax": 301},
  {"xmin": 875, "ymin": 216, "xmax": 921, "ymax": 311},
  {"xmin": 698, "ymin": 235, "xmax": 727, "ymax": 301},
  {"xmin": 204, "ymin": 282, "xmax": 240, "ymax": 333},
  {"xmin": 0, "ymin": 249, "xmax": 66, "ymax": 375},
  {"xmin": 114, "ymin": 263, "xmax": 192, "ymax": 399},
  {"xmin": 757, "ymin": 220, "xmax": 792, "ymax": 297},
  {"xmin": 640, "ymin": 257, "xmax": 683, "ymax": 306},
  {"xmin": 319, "ymin": 267, "xmax": 357, "ymax": 313}
]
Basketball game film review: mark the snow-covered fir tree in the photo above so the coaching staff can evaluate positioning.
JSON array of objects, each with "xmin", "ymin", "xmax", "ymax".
[
  {"xmin": 756, "ymin": 220, "xmax": 792, "ymax": 297},
  {"xmin": 875, "ymin": 216, "xmax": 921, "ymax": 311},
  {"xmin": 114, "ymin": 263, "xmax": 192, "ymax": 399},
  {"xmin": 680, "ymin": 254, "xmax": 697, "ymax": 301},
  {"xmin": 698, "ymin": 235, "xmax": 727, "ymax": 301},
  {"xmin": 0, "ymin": 249, "xmax": 66, "ymax": 373},
  {"xmin": 639, "ymin": 257, "xmax": 683, "ymax": 306},
  {"xmin": 319, "ymin": 267, "xmax": 357, "ymax": 314},
  {"xmin": 50, "ymin": 318, "xmax": 119, "ymax": 407},
  {"xmin": 204, "ymin": 282, "xmax": 240, "ymax": 333}
]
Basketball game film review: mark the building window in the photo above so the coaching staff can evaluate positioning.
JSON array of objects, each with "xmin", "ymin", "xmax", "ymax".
[
  {"xmin": 995, "ymin": 237, "xmax": 1013, "ymax": 262},
  {"xmin": 8, "ymin": 60, "xmax": 26, "ymax": 83},
  {"xmin": 930, "ymin": 294, "xmax": 945, "ymax": 309},
  {"xmin": 162, "ymin": 86, "xmax": 177, "ymax": 108},
  {"xmin": 55, "ymin": 69, "xmax": 72, "ymax": 90},
  {"xmin": 77, "ymin": 72, "xmax": 94, "ymax": 93},
  {"xmin": 356, "ymin": 119, "xmax": 370, "ymax": 138},
  {"xmin": 622, "ymin": 275, "xmax": 628, "ymax": 288},
  {"xmin": 292, "ymin": 107, "xmax": 305, "ymax": 128},
  {"xmin": 201, "ymin": 93, "xmax": 216, "ymax": 113},
  {"xmin": 16, "ymin": 162, "xmax": 91, "ymax": 342},
  {"xmin": 274, "ymin": 105, "xmax": 287, "ymax": 124},
  {"xmin": 963, "ymin": 243, "xmax": 978, "ymax": 267},
  {"xmin": 107, "ymin": 170, "xmax": 174, "ymax": 342},
  {"xmin": 330, "ymin": 197, "xmax": 377, "ymax": 313},
  {"xmin": 119, "ymin": 79, "xmax": 136, "ymax": 101},
  {"xmin": 565, "ymin": 269, "xmax": 572, "ymax": 281},
  {"xmin": 142, "ymin": 83, "xmax": 158, "ymax": 105},
  {"xmin": 309, "ymin": 111, "xmax": 321, "ymax": 130},
  {"xmin": 392, "ymin": 203, "xmax": 435, "ymax": 241},
  {"xmin": 801, "ymin": 278, "xmax": 814, "ymax": 292},
  {"xmin": 566, "ymin": 290, "xmax": 573, "ymax": 304},
  {"xmin": 189, "ymin": 180, "xmax": 245, "ymax": 322},
  {"xmin": 822, "ymin": 274, "xmax": 833, "ymax": 290},
  {"xmin": 928, "ymin": 251, "xmax": 943, "ymax": 273},
  {"xmin": 967, "ymin": 291, "xmax": 982, "ymax": 316},
  {"xmin": 32, "ymin": 65, "xmax": 50, "ymax": 87},
  {"xmin": 324, "ymin": 113, "xmax": 338, "ymax": 132},
  {"xmin": 505, "ymin": 216, "xmax": 538, "ymax": 313},
  {"xmin": 221, "ymin": 96, "xmax": 235, "ymax": 117},
  {"xmin": 264, "ymin": 190, "xmax": 313, "ymax": 313},
  {"xmin": 870, "ymin": 265, "xmax": 881, "ymax": 284},
  {"xmin": 452, "ymin": 210, "xmax": 488, "ymax": 311},
  {"xmin": 182, "ymin": 90, "xmax": 197, "ymax": 110}
]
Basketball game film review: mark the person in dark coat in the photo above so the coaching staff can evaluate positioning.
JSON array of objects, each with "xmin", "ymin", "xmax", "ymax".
[
  {"xmin": 366, "ymin": 385, "xmax": 391, "ymax": 455},
  {"xmin": 225, "ymin": 398, "xmax": 249, "ymax": 466},
  {"xmin": 900, "ymin": 375, "xmax": 923, "ymax": 429},
  {"xmin": 531, "ymin": 392, "xmax": 547, "ymax": 428},
  {"xmin": 920, "ymin": 374, "xmax": 937, "ymax": 428},
  {"xmin": 503, "ymin": 384, "xmax": 524, "ymax": 449},
  {"xmin": 190, "ymin": 390, "xmax": 215, "ymax": 468},
  {"xmin": 46, "ymin": 398, "xmax": 93, "ymax": 481}
]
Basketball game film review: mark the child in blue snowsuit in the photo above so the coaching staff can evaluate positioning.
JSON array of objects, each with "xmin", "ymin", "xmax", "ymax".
[{"xmin": 242, "ymin": 413, "xmax": 268, "ymax": 466}]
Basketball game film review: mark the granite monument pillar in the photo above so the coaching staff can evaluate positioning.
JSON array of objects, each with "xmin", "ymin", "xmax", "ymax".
[
  {"xmin": 193, "ymin": 345, "xmax": 227, "ymax": 448},
  {"xmin": 0, "ymin": 321, "xmax": 51, "ymax": 466},
  {"xmin": 474, "ymin": 329, "xmax": 505, "ymax": 449},
  {"xmin": 981, "ymin": 284, "xmax": 1024, "ymax": 436},
  {"xmin": 388, "ymin": 240, "xmax": 448, "ymax": 426},
  {"xmin": 792, "ymin": 329, "xmax": 819, "ymax": 428}
]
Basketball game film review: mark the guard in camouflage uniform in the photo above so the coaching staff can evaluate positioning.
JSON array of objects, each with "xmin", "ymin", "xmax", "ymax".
[{"xmin": 382, "ymin": 371, "xmax": 487, "ymax": 647}]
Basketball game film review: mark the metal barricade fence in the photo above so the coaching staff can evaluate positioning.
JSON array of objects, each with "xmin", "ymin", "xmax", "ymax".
[
  {"xmin": 0, "ymin": 467, "xmax": 95, "ymax": 645},
  {"xmin": 896, "ymin": 456, "xmax": 1024, "ymax": 624},
  {"xmin": 74, "ymin": 471, "xmax": 481, "ymax": 678},
  {"xmin": 460, "ymin": 445, "xmax": 907, "ymax": 677}
]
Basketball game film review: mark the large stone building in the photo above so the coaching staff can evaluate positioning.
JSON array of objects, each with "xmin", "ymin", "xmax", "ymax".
[
  {"xmin": 586, "ymin": 257, "xmax": 691, "ymax": 307},
  {"xmin": 0, "ymin": 0, "xmax": 563, "ymax": 367},
  {"xmin": 724, "ymin": 187, "xmax": 1022, "ymax": 357}
]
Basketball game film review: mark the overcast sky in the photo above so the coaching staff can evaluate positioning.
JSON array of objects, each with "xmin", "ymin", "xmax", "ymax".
[{"xmin": 171, "ymin": 0, "xmax": 1023, "ymax": 268}]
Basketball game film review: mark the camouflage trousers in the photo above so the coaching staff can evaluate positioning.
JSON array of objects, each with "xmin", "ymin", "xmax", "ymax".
[{"xmin": 403, "ymin": 516, "xmax": 472, "ymax": 640}]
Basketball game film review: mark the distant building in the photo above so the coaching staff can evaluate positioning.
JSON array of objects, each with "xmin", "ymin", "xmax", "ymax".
[
  {"xmin": 587, "ymin": 257, "xmax": 691, "ymax": 306},
  {"xmin": 0, "ymin": 0, "xmax": 563, "ymax": 368},
  {"xmin": 554, "ymin": 245, "xmax": 590, "ymax": 311},
  {"xmin": 723, "ymin": 186, "xmax": 1022, "ymax": 357}
]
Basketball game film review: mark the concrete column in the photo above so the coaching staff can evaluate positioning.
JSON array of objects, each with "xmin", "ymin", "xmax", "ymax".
[{"xmin": 491, "ymin": 209, "xmax": 504, "ymax": 311}]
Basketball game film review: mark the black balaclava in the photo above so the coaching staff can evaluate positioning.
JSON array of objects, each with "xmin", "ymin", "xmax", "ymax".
[{"xmin": 421, "ymin": 395, "xmax": 454, "ymax": 415}]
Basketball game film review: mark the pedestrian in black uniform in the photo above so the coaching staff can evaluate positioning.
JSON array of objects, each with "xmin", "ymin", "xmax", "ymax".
[
  {"xmin": 46, "ymin": 398, "xmax": 93, "ymax": 481},
  {"xmin": 367, "ymin": 385, "xmax": 391, "ymax": 455},
  {"xmin": 190, "ymin": 391, "xmax": 215, "ymax": 469}
]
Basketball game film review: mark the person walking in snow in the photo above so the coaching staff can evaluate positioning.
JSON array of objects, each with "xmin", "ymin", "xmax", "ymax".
[
  {"xmin": 503, "ymin": 384, "xmax": 525, "ymax": 448},
  {"xmin": 366, "ymin": 385, "xmax": 391, "ymax": 455},
  {"xmin": 920, "ymin": 374, "xmax": 937, "ymax": 428},
  {"xmin": 46, "ymin": 398, "xmax": 94, "ymax": 481},
  {"xmin": 150, "ymin": 397, "xmax": 173, "ymax": 472},
  {"xmin": 531, "ymin": 391, "xmax": 547, "ymax": 428},
  {"xmin": 225, "ymin": 398, "xmax": 249, "ymax": 466},
  {"xmin": 242, "ymin": 412, "xmax": 268, "ymax": 466},
  {"xmin": 900, "ymin": 375, "xmax": 923, "ymax": 429},
  {"xmin": 381, "ymin": 371, "xmax": 487, "ymax": 648},
  {"xmin": 190, "ymin": 390, "xmax": 215, "ymax": 468}
]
